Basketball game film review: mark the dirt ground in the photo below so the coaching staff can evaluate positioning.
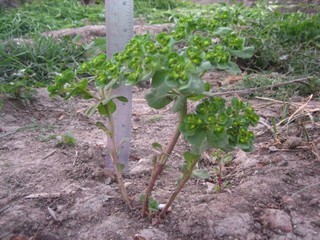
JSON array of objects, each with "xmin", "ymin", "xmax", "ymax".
[
  {"xmin": 0, "ymin": 78, "xmax": 320, "ymax": 240},
  {"xmin": 1, "ymin": 1, "xmax": 320, "ymax": 239}
]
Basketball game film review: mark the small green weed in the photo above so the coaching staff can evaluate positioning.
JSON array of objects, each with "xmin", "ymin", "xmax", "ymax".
[
  {"xmin": 0, "ymin": 99, "xmax": 3, "ymax": 110},
  {"xmin": 192, "ymin": 150, "xmax": 233, "ymax": 193},
  {"xmin": 56, "ymin": 131, "xmax": 77, "ymax": 147},
  {"xmin": 211, "ymin": 150, "xmax": 233, "ymax": 193},
  {"xmin": 139, "ymin": 194, "xmax": 160, "ymax": 217}
]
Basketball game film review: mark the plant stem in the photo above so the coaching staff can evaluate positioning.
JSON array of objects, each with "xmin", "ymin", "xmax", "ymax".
[
  {"xmin": 107, "ymin": 114, "xmax": 133, "ymax": 210},
  {"xmin": 218, "ymin": 164, "xmax": 222, "ymax": 192},
  {"xmin": 159, "ymin": 156, "xmax": 199, "ymax": 218},
  {"xmin": 141, "ymin": 101, "xmax": 187, "ymax": 217}
]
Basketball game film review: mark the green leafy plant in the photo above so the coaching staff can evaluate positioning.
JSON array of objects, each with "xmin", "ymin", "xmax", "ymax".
[
  {"xmin": 135, "ymin": 2, "xmax": 320, "ymax": 76},
  {"xmin": 48, "ymin": 15, "xmax": 258, "ymax": 216},
  {"xmin": 211, "ymin": 150, "xmax": 233, "ymax": 193},
  {"xmin": 139, "ymin": 195, "xmax": 160, "ymax": 218},
  {"xmin": 56, "ymin": 131, "xmax": 77, "ymax": 147}
]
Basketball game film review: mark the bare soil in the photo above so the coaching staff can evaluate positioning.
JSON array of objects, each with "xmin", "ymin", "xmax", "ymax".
[
  {"xmin": 1, "ymin": 2, "xmax": 320, "ymax": 239},
  {"xmin": 0, "ymin": 80, "xmax": 319, "ymax": 240}
]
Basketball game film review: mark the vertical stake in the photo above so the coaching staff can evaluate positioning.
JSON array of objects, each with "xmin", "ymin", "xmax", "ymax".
[{"xmin": 105, "ymin": 0, "xmax": 134, "ymax": 172}]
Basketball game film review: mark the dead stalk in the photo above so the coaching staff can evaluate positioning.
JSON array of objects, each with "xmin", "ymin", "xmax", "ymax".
[{"xmin": 204, "ymin": 77, "xmax": 311, "ymax": 97}]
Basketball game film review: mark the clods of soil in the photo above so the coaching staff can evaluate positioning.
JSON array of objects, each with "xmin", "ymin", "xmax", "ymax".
[{"xmin": 0, "ymin": 85, "xmax": 319, "ymax": 240}]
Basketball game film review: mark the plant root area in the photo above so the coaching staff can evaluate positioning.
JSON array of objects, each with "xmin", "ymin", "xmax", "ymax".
[{"xmin": 0, "ymin": 86, "xmax": 319, "ymax": 240}]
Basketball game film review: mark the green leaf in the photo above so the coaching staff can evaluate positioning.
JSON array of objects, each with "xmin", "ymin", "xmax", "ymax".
[
  {"xmin": 172, "ymin": 95, "xmax": 186, "ymax": 112},
  {"xmin": 179, "ymin": 74, "xmax": 205, "ymax": 96},
  {"xmin": 64, "ymin": 79, "xmax": 92, "ymax": 100},
  {"xmin": 152, "ymin": 142, "xmax": 163, "ymax": 152},
  {"xmin": 188, "ymin": 94, "xmax": 205, "ymax": 101},
  {"xmin": 226, "ymin": 62, "xmax": 242, "ymax": 74},
  {"xmin": 192, "ymin": 169, "xmax": 211, "ymax": 179},
  {"xmin": 183, "ymin": 151, "xmax": 200, "ymax": 171},
  {"xmin": 97, "ymin": 103, "xmax": 108, "ymax": 116},
  {"xmin": 148, "ymin": 197, "xmax": 159, "ymax": 211},
  {"xmin": 85, "ymin": 103, "xmax": 99, "ymax": 117},
  {"xmin": 145, "ymin": 83, "xmax": 173, "ymax": 109},
  {"xmin": 98, "ymin": 100, "xmax": 116, "ymax": 116},
  {"xmin": 152, "ymin": 70, "xmax": 167, "ymax": 88},
  {"xmin": 237, "ymin": 143, "xmax": 253, "ymax": 152},
  {"xmin": 230, "ymin": 46, "xmax": 255, "ymax": 59},
  {"xmin": 115, "ymin": 96, "xmax": 128, "ymax": 103},
  {"xmin": 116, "ymin": 163, "xmax": 125, "ymax": 173},
  {"xmin": 57, "ymin": 70, "xmax": 75, "ymax": 85},
  {"xmin": 146, "ymin": 93, "xmax": 172, "ymax": 109},
  {"xmin": 96, "ymin": 121, "xmax": 112, "ymax": 137},
  {"xmin": 107, "ymin": 100, "xmax": 117, "ymax": 114},
  {"xmin": 206, "ymin": 128, "xmax": 231, "ymax": 150},
  {"xmin": 199, "ymin": 61, "xmax": 214, "ymax": 72},
  {"xmin": 184, "ymin": 129, "xmax": 206, "ymax": 146},
  {"xmin": 196, "ymin": 137, "xmax": 210, "ymax": 154}
]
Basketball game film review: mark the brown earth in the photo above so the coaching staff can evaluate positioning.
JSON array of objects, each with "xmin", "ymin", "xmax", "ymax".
[
  {"xmin": 0, "ymin": 80, "xmax": 319, "ymax": 240},
  {"xmin": 1, "ymin": 2, "xmax": 320, "ymax": 239}
]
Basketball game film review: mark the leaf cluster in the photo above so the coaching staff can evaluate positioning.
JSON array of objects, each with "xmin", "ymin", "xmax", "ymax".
[
  {"xmin": 49, "ymin": 16, "xmax": 254, "ymax": 109},
  {"xmin": 180, "ymin": 97, "xmax": 259, "ymax": 153},
  {"xmin": 136, "ymin": 2, "xmax": 320, "ymax": 76}
]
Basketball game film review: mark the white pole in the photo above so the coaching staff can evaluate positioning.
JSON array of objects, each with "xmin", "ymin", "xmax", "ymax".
[{"xmin": 105, "ymin": 0, "xmax": 134, "ymax": 173}]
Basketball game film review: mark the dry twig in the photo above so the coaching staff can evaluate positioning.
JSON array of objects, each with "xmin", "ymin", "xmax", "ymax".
[{"xmin": 204, "ymin": 77, "xmax": 311, "ymax": 97}]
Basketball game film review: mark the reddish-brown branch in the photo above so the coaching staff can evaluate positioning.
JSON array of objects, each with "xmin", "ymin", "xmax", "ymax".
[
  {"xmin": 141, "ymin": 102, "xmax": 187, "ymax": 217},
  {"xmin": 159, "ymin": 157, "xmax": 199, "ymax": 218},
  {"xmin": 107, "ymin": 114, "xmax": 132, "ymax": 210}
]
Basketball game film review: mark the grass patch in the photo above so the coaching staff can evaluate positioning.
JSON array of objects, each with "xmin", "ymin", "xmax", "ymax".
[
  {"xmin": 241, "ymin": 75, "xmax": 320, "ymax": 99},
  {"xmin": 0, "ymin": 0, "xmax": 185, "ymax": 101},
  {"xmin": 239, "ymin": 8, "xmax": 320, "ymax": 75},
  {"xmin": 0, "ymin": 36, "xmax": 86, "ymax": 100},
  {"xmin": 1, "ymin": 0, "xmax": 319, "ymax": 104},
  {"xmin": 0, "ymin": 0, "xmax": 105, "ymax": 39},
  {"xmin": 0, "ymin": 0, "xmax": 182, "ymax": 39},
  {"xmin": 134, "ymin": 0, "xmax": 178, "ymax": 15}
]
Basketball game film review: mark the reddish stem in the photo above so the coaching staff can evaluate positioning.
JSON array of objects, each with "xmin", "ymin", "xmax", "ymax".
[
  {"xmin": 218, "ymin": 164, "xmax": 222, "ymax": 190},
  {"xmin": 141, "ymin": 102, "xmax": 187, "ymax": 217},
  {"xmin": 107, "ymin": 114, "xmax": 132, "ymax": 210},
  {"xmin": 159, "ymin": 156, "xmax": 199, "ymax": 218}
]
